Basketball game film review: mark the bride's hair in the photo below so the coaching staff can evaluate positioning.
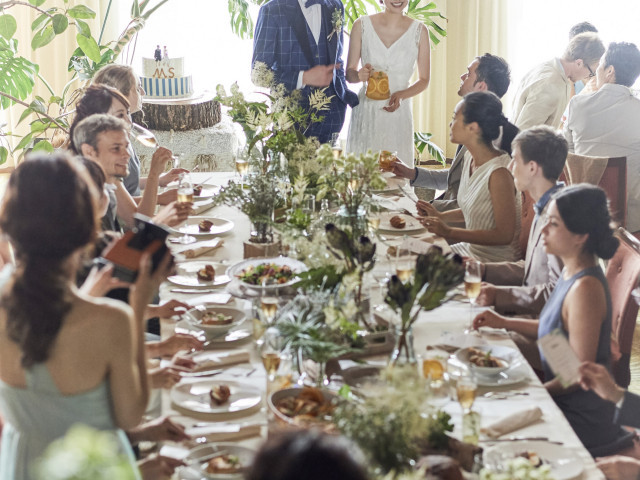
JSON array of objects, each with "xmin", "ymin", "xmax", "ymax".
[
  {"xmin": 461, "ymin": 91, "xmax": 506, "ymax": 146},
  {"xmin": 0, "ymin": 152, "xmax": 98, "ymax": 366}
]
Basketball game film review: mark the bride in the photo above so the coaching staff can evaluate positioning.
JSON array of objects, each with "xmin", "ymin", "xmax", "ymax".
[{"xmin": 345, "ymin": 0, "xmax": 430, "ymax": 166}]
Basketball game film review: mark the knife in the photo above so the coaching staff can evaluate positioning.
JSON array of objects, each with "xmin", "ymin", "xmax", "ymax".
[
  {"xmin": 482, "ymin": 436, "xmax": 563, "ymax": 445},
  {"xmin": 170, "ymin": 288, "xmax": 217, "ymax": 294},
  {"xmin": 179, "ymin": 368, "xmax": 223, "ymax": 378}
]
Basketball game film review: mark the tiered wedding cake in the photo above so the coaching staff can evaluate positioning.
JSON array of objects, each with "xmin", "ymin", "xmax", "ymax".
[{"xmin": 140, "ymin": 57, "xmax": 193, "ymax": 99}]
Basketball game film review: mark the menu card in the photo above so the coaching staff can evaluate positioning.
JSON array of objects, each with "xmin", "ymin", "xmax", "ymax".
[{"xmin": 537, "ymin": 328, "xmax": 581, "ymax": 387}]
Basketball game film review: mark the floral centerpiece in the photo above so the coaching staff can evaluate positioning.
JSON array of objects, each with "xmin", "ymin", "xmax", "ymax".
[{"xmin": 385, "ymin": 247, "xmax": 464, "ymax": 365}]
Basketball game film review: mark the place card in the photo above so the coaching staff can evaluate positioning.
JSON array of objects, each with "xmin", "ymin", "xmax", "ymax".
[{"xmin": 537, "ymin": 328, "xmax": 581, "ymax": 387}]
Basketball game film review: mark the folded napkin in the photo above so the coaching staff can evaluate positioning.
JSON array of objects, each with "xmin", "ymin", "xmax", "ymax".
[
  {"xmin": 190, "ymin": 350, "xmax": 250, "ymax": 368},
  {"xmin": 184, "ymin": 423, "xmax": 262, "ymax": 442},
  {"xmin": 191, "ymin": 199, "xmax": 216, "ymax": 216},
  {"xmin": 175, "ymin": 238, "xmax": 224, "ymax": 258},
  {"xmin": 186, "ymin": 292, "xmax": 233, "ymax": 306},
  {"xmin": 481, "ymin": 406, "xmax": 543, "ymax": 438}
]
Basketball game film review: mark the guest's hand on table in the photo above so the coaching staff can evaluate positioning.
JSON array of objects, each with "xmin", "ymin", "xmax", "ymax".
[
  {"xmin": 384, "ymin": 91, "xmax": 405, "ymax": 113},
  {"xmin": 390, "ymin": 158, "xmax": 415, "ymax": 180},
  {"xmin": 595, "ymin": 456, "xmax": 640, "ymax": 480},
  {"xmin": 80, "ymin": 263, "xmax": 130, "ymax": 297},
  {"xmin": 130, "ymin": 415, "xmax": 191, "ymax": 444},
  {"xmin": 171, "ymin": 352, "xmax": 197, "ymax": 370},
  {"xmin": 159, "ymin": 168, "xmax": 189, "ymax": 187},
  {"xmin": 358, "ymin": 63, "xmax": 373, "ymax": 82},
  {"xmin": 472, "ymin": 309, "xmax": 506, "ymax": 330},
  {"xmin": 146, "ymin": 299, "xmax": 190, "ymax": 320},
  {"xmin": 139, "ymin": 454, "xmax": 185, "ymax": 480},
  {"xmin": 158, "ymin": 333, "xmax": 204, "ymax": 358},
  {"xmin": 416, "ymin": 199, "xmax": 439, "ymax": 218},
  {"xmin": 157, "ymin": 188, "xmax": 177, "ymax": 205},
  {"xmin": 419, "ymin": 216, "xmax": 450, "ymax": 237},
  {"xmin": 476, "ymin": 283, "xmax": 497, "ymax": 306},
  {"xmin": 153, "ymin": 201, "xmax": 191, "ymax": 227},
  {"xmin": 149, "ymin": 365, "xmax": 182, "ymax": 389},
  {"xmin": 149, "ymin": 147, "xmax": 174, "ymax": 176},
  {"xmin": 578, "ymin": 361, "xmax": 625, "ymax": 404}
]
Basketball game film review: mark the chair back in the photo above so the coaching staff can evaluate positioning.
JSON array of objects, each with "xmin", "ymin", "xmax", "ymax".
[
  {"xmin": 518, "ymin": 191, "xmax": 535, "ymax": 260},
  {"xmin": 606, "ymin": 227, "xmax": 640, "ymax": 387},
  {"xmin": 563, "ymin": 153, "xmax": 627, "ymax": 226}
]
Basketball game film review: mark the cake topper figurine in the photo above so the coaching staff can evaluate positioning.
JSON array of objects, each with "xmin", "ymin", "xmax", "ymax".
[
  {"xmin": 154, "ymin": 44, "xmax": 162, "ymax": 62},
  {"xmin": 163, "ymin": 46, "xmax": 169, "ymax": 62}
]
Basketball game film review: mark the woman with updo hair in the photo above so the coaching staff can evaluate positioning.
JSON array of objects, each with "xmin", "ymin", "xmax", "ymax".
[
  {"xmin": 417, "ymin": 91, "xmax": 521, "ymax": 262},
  {"xmin": 0, "ymin": 151, "xmax": 171, "ymax": 478},
  {"xmin": 474, "ymin": 184, "xmax": 635, "ymax": 456}
]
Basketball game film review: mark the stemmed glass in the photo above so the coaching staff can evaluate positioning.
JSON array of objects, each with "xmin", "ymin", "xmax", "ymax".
[
  {"xmin": 331, "ymin": 132, "xmax": 343, "ymax": 159},
  {"xmin": 456, "ymin": 368, "xmax": 479, "ymax": 444},
  {"xmin": 259, "ymin": 327, "xmax": 284, "ymax": 383},
  {"xmin": 235, "ymin": 149, "xmax": 249, "ymax": 188},
  {"xmin": 395, "ymin": 237, "xmax": 414, "ymax": 283},
  {"xmin": 130, "ymin": 123, "xmax": 181, "ymax": 169},
  {"xmin": 464, "ymin": 260, "xmax": 482, "ymax": 334},
  {"xmin": 176, "ymin": 173, "xmax": 196, "ymax": 244},
  {"xmin": 260, "ymin": 293, "xmax": 279, "ymax": 325}
]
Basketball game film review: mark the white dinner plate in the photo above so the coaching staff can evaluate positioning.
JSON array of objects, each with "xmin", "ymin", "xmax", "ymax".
[
  {"xmin": 183, "ymin": 306, "xmax": 246, "ymax": 336},
  {"xmin": 483, "ymin": 441, "xmax": 584, "ymax": 480},
  {"xmin": 168, "ymin": 261, "xmax": 231, "ymax": 287},
  {"xmin": 378, "ymin": 212, "xmax": 424, "ymax": 233},
  {"xmin": 454, "ymin": 345, "xmax": 520, "ymax": 377},
  {"xmin": 172, "ymin": 217, "xmax": 234, "ymax": 236},
  {"xmin": 175, "ymin": 319, "xmax": 252, "ymax": 345},
  {"xmin": 180, "ymin": 443, "xmax": 256, "ymax": 479},
  {"xmin": 226, "ymin": 257, "xmax": 307, "ymax": 292},
  {"xmin": 474, "ymin": 360, "xmax": 529, "ymax": 387},
  {"xmin": 171, "ymin": 380, "xmax": 261, "ymax": 417}
]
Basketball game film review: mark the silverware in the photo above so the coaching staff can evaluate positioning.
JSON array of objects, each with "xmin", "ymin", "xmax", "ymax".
[
  {"xmin": 195, "ymin": 176, "xmax": 213, "ymax": 188},
  {"xmin": 482, "ymin": 436, "xmax": 563, "ymax": 445},
  {"xmin": 185, "ymin": 449, "xmax": 229, "ymax": 466},
  {"xmin": 483, "ymin": 391, "xmax": 529, "ymax": 399},
  {"xmin": 180, "ymin": 368, "xmax": 223, "ymax": 378},
  {"xmin": 170, "ymin": 288, "xmax": 217, "ymax": 294}
]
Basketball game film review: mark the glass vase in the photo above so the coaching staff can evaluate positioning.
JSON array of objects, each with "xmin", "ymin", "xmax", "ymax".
[{"xmin": 389, "ymin": 324, "xmax": 417, "ymax": 366}]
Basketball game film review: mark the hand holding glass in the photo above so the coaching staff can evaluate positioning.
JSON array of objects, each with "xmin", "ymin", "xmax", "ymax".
[{"xmin": 176, "ymin": 173, "xmax": 196, "ymax": 244}]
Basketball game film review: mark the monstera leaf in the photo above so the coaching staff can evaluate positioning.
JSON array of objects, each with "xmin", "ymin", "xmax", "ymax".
[{"xmin": 0, "ymin": 38, "xmax": 39, "ymax": 109}]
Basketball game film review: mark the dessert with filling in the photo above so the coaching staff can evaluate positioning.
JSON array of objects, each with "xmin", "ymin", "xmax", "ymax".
[
  {"xmin": 196, "ymin": 264, "xmax": 215, "ymax": 281},
  {"xmin": 198, "ymin": 219, "xmax": 214, "ymax": 232},
  {"xmin": 210, "ymin": 384, "xmax": 231, "ymax": 405},
  {"xmin": 389, "ymin": 215, "xmax": 406, "ymax": 229}
]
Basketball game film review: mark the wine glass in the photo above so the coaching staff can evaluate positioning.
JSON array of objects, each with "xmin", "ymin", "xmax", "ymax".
[
  {"xmin": 260, "ymin": 294, "xmax": 279, "ymax": 325},
  {"xmin": 464, "ymin": 260, "xmax": 482, "ymax": 334},
  {"xmin": 456, "ymin": 369, "xmax": 477, "ymax": 414},
  {"xmin": 331, "ymin": 132, "xmax": 342, "ymax": 159},
  {"xmin": 176, "ymin": 173, "xmax": 196, "ymax": 245},
  {"xmin": 130, "ymin": 123, "xmax": 182, "ymax": 169},
  {"xmin": 395, "ymin": 237, "xmax": 414, "ymax": 283},
  {"xmin": 259, "ymin": 327, "xmax": 284, "ymax": 383},
  {"xmin": 235, "ymin": 150, "xmax": 249, "ymax": 188}
]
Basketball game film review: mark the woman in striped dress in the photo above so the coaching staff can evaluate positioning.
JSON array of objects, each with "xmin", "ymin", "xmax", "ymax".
[{"xmin": 417, "ymin": 91, "xmax": 521, "ymax": 262}]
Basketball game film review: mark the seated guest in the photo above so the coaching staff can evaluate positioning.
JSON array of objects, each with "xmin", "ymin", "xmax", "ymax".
[
  {"xmin": 417, "ymin": 91, "xmax": 521, "ymax": 263},
  {"xmin": 563, "ymin": 41, "xmax": 640, "ymax": 234},
  {"xmin": 72, "ymin": 113, "xmax": 189, "ymax": 231},
  {"xmin": 92, "ymin": 64, "xmax": 187, "ymax": 199},
  {"xmin": 246, "ymin": 430, "xmax": 369, "ymax": 480},
  {"xmin": 474, "ymin": 185, "xmax": 635, "ymax": 456},
  {"xmin": 69, "ymin": 85, "xmax": 183, "ymax": 230},
  {"xmin": 0, "ymin": 152, "xmax": 172, "ymax": 478},
  {"xmin": 477, "ymin": 126, "xmax": 566, "ymax": 315},
  {"xmin": 511, "ymin": 32, "xmax": 604, "ymax": 130},
  {"xmin": 392, "ymin": 53, "xmax": 518, "ymax": 214}
]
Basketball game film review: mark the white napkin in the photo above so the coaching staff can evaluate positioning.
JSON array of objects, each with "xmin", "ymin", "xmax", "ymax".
[
  {"xmin": 481, "ymin": 406, "xmax": 543, "ymax": 438},
  {"xmin": 186, "ymin": 293, "xmax": 233, "ymax": 306},
  {"xmin": 190, "ymin": 350, "xmax": 250, "ymax": 368},
  {"xmin": 191, "ymin": 199, "xmax": 216, "ymax": 216},
  {"xmin": 174, "ymin": 238, "xmax": 224, "ymax": 258}
]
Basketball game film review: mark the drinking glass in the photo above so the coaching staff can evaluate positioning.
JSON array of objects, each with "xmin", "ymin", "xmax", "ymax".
[
  {"xmin": 419, "ymin": 350, "xmax": 449, "ymax": 405},
  {"xmin": 130, "ymin": 123, "xmax": 181, "ymax": 169},
  {"xmin": 259, "ymin": 327, "xmax": 284, "ymax": 382},
  {"xmin": 176, "ymin": 173, "xmax": 196, "ymax": 244},
  {"xmin": 464, "ymin": 260, "xmax": 482, "ymax": 334},
  {"xmin": 260, "ymin": 294, "xmax": 279, "ymax": 324},
  {"xmin": 456, "ymin": 369, "xmax": 477, "ymax": 414},
  {"xmin": 235, "ymin": 150, "xmax": 249, "ymax": 188},
  {"xmin": 395, "ymin": 237, "xmax": 414, "ymax": 283},
  {"xmin": 331, "ymin": 132, "xmax": 342, "ymax": 159}
]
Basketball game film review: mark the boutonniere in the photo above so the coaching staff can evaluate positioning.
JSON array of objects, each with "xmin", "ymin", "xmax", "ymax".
[{"xmin": 327, "ymin": 8, "xmax": 342, "ymax": 41}]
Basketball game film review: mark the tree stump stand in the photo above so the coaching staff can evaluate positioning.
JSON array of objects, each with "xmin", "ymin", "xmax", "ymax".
[{"xmin": 132, "ymin": 92, "xmax": 221, "ymax": 131}]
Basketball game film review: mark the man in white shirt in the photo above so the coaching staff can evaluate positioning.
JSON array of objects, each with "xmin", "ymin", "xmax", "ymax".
[
  {"xmin": 564, "ymin": 42, "xmax": 640, "ymax": 233},
  {"xmin": 251, "ymin": 0, "xmax": 358, "ymax": 143},
  {"xmin": 511, "ymin": 32, "xmax": 604, "ymax": 130}
]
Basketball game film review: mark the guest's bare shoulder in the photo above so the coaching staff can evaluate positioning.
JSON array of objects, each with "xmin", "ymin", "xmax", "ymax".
[{"xmin": 73, "ymin": 291, "xmax": 134, "ymax": 327}]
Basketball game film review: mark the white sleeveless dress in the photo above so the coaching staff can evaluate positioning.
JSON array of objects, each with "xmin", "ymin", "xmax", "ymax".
[
  {"xmin": 451, "ymin": 152, "xmax": 522, "ymax": 262},
  {"xmin": 346, "ymin": 16, "xmax": 421, "ymax": 167}
]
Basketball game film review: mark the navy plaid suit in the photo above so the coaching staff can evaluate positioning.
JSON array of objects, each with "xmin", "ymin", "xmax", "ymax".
[{"xmin": 252, "ymin": 0, "xmax": 358, "ymax": 143}]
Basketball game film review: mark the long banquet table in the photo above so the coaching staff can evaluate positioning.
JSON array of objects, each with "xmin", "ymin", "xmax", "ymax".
[{"xmin": 158, "ymin": 172, "xmax": 604, "ymax": 479}]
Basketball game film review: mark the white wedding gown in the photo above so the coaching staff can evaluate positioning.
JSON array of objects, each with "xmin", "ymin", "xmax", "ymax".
[{"xmin": 346, "ymin": 16, "xmax": 421, "ymax": 167}]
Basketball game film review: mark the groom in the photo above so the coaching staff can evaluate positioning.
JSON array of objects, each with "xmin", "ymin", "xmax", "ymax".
[{"xmin": 252, "ymin": 0, "xmax": 358, "ymax": 143}]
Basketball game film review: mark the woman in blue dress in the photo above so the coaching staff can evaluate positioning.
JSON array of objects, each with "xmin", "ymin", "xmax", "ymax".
[
  {"xmin": 0, "ymin": 152, "xmax": 172, "ymax": 479},
  {"xmin": 473, "ymin": 184, "xmax": 634, "ymax": 456}
]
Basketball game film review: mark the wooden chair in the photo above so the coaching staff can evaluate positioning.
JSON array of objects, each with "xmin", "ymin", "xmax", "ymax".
[
  {"xmin": 606, "ymin": 227, "xmax": 640, "ymax": 388},
  {"xmin": 563, "ymin": 153, "xmax": 627, "ymax": 227},
  {"xmin": 518, "ymin": 191, "xmax": 535, "ymax": 260}
]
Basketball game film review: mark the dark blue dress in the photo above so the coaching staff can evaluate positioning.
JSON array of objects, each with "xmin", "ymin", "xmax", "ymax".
[{"xmin": 538, "ymin": 266, "xmax": 634, "ymax": 456}]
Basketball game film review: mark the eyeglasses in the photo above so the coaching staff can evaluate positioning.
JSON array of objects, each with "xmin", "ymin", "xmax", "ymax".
[{"xmin": 585, "ymin": 63, "xmax": 596, "ymax": 78}]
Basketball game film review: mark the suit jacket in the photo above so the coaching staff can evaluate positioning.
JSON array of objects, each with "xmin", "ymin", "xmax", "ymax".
[
  {"xmin": 616, "ymin": 390, "xmax": 640, "ymax": 428},
  {"xmin": 251, "ymin": 0, "xmax": 357, "ymax": 107},
  {"xmin": 484, "ymin": 197, "xmax": 563, "ymax": 315},
  {"xmin": 511, "ymin": 58, "xmax": 571, "ymax": 130},
  {"xmin": 564, "ymin": 83, "xmax": 640, "ymax": 232}
]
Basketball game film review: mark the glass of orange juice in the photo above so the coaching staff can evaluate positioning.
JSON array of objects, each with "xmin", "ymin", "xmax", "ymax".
[{"xmin": 419, "ymin": 350, "xmax": 449, "ymax": 404}]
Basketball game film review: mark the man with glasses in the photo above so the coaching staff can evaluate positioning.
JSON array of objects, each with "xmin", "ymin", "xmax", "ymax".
[
  {"xmin": 564, "ymin": 42, "xmax": 640, "ymax": 233},
  {"xmin": 511, "ymin": 32, "xmax": 604, "ymax": 130}
]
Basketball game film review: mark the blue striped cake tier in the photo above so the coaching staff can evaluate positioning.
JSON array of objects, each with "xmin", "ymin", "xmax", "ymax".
[{"xmin": 141, "ymin": 75, "xmax": 193, "ymax": 99}]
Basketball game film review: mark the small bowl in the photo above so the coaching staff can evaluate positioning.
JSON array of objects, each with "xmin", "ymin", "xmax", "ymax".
[
  {"xmin": 454, "ymin": 345, "xmax": 516, "ymax": 377},
  {"xmin": 268, "ymin": 387, "xmax": 338, "ymax": 430},
  {"xmin": 184, "ymin": 306, "xmax": 246, "ymax": 337},
  {"xmin": 185, "ymin": 443, "xmax": 255, "ymax": 479}
]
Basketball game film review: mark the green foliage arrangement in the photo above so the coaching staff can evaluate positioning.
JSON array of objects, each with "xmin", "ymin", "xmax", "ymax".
[{"xmin": 0, "ymin": 0, "xmax": 170, "ymax": 161}]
